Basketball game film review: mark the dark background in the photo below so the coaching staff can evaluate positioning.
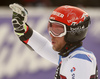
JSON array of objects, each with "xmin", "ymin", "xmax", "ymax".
[{"xmin": 0, "ymin": 0, "xmax": 100, "ymax": 7}]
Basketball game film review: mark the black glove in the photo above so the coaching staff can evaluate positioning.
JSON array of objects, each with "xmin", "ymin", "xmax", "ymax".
[
  {"xmin": 9, "ymin": 3, "xmax": 28, "ymax": 37},
  {"xmin": 9, "ymin": 3, "xmax": 33, "ymax": 41}
]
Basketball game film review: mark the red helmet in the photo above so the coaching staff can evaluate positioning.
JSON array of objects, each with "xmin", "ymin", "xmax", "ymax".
[{"xmin": 49, "ymin": 5, "xmax": 90, "ymax": 43}]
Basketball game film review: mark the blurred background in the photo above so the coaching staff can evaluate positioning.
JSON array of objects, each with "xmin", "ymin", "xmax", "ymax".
[
  {"xmin": 0, "ymin": 0, "xmax": 100, "ymax": 7},
  {"xmin": 0, "ymin": 0, "xmax": 100, "ymax": 79}
]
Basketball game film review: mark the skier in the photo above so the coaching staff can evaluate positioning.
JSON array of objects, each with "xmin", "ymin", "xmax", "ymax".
[{"xmin": 9, "ymin": 3, "xmax": 98, "ymax": 79}]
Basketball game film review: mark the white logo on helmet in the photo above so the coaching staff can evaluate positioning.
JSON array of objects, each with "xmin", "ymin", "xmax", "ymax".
[
  {"xmin": 81, "ymin": 13, "xmax": 88, "ymax": 19},
  {"xmin": 66, "ymin": 10, "xmax": 79, "ymax": 24},
  {"xmin": 70, "ymin": 25, "xmax": 85, "ymax": 34},
  {"xmin": 52, "ymin": 11, "xmax": 64, "ymax": 18}
]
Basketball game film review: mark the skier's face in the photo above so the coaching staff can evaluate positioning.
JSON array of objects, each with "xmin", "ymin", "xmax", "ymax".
[{"xmin": 50, "ymin": 34, "xmax": 66, "ymax": 52}]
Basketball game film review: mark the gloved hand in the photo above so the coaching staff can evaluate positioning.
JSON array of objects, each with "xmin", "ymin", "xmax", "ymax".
[
  {"xmin": 9, "ymin": 3, "xmax": 28, "ymax": 37},
  {"xmin": 9, "ymin": 3, "xmax": 33, "ymax": 43}
]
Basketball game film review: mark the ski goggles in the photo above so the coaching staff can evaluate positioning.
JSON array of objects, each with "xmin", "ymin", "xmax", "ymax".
[{"xmin": 48, "ymin": 20, "xmax": 67, "ymax": 37}]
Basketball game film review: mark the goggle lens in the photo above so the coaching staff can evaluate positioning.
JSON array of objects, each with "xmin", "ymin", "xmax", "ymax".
[{"xmin": 48, "ymin": 21, "xmax": 66, "ymax": 37}]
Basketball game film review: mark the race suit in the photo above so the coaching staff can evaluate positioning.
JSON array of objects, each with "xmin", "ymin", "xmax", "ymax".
[{"xmin": 20, "ymin": 30, "xmax": 98, "ymax": 79}]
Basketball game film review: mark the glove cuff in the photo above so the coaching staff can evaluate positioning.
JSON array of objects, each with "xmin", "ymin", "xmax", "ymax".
[{"xmin": 19, "ymin": 23, "xmax": 33, "ymax": 42}]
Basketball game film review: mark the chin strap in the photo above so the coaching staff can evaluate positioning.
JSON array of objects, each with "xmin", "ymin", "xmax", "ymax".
[{"xmin": 59, "ymin": 42, "xmax": 82, "ymax": 57}]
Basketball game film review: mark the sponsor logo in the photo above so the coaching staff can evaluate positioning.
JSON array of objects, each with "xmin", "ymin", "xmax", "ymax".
[
  {"xmin": 66, "ymin": 10, "xmax": 79, "ymax": 24},
  {"xmin": 70, "ymin": 25, "xmax": 85, "ymax": 34},
  {"xmin": 72, "ymin": 73, "xmax": 75, "ymax": 79},
  {"xmin": 52, "ymin": 11, "xmax": 64, "ymax": 18},
  {"xmin": 71, "ymin": 67, "xmax": 76, "ymax": 79},
  {"xmin": 70, "ymin": 67, "xmax": 76, "ymax": 72},
  {"xmin": 70, "ymin": 25, "xmax": 85, "ymax": 31},
  {"xmin": 81, "ymin": 13, "xmax": 88, "ymax": 19}
]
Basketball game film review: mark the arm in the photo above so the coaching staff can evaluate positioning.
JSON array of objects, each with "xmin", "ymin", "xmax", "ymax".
[
  {"xmin": 27, "ymin": 30, "xmax": 59, "ymax": 65},
  {"xmin": 9, "ymin": 3, "xmax": 59, "ymax": 65}
]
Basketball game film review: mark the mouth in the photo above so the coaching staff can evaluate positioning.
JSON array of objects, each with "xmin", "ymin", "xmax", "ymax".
[{"xmin": 52, "ymin": 41, "xmax": 55, "ymax": 45}]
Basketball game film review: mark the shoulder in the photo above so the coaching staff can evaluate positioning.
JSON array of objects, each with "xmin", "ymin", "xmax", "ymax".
[
  {"xmin": 69, "ymin": 46, "xmax": 96, "ymax": 63},
  {"xmin": 61, "ymin": 46, "xmax": 96, "ymax": 66},
  {"xmin": 60, "ymin": 47, "xmax": 97, "ymax": 78}
]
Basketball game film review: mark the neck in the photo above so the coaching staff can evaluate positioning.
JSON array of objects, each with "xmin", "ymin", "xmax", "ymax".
[{"xmin": 59, "ymin": 42, "xmax": 82, "ymax": 57}]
